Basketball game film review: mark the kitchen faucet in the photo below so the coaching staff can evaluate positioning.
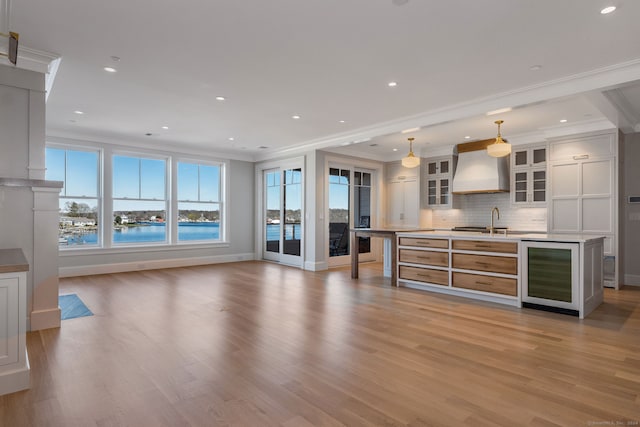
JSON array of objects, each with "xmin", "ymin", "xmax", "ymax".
[{"xmin": 490, "ymin": 206, "xmax": 500, "ymax": 235}]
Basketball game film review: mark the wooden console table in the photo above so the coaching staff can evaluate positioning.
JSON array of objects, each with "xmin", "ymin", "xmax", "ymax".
[{"xmin": 350, "ymin": 228, "xmax": 429, "ymax": 285}]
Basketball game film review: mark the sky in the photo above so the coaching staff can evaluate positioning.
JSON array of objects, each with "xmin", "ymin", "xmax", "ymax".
[
  {"xmin": 46, "ymin": 148, "xmax": 221, "ymax": 212},
  {"xmin": 46, "ymin": 148, "xmax": 356, "ymax": 217}
]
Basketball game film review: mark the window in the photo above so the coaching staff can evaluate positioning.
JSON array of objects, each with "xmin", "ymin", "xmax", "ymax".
[
  {"xmin": 45, "ymin": 147, "xmax": 100, "ymax": 247},
  {"xmin": 113, "ymin": 155, "xmax": 167, "ymax": 244},
  {"xmin": 177, "ymin": 161, "xmax": 222, "ymax": 241},
  {"xmin": 45, "ymin": 142, "xmax": 228, "ymax": 250}
]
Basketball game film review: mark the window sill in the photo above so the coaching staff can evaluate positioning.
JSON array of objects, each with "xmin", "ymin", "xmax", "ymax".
[{"xmin": 58, "ymin": 241, "xmax": 231, "ymax": 256}]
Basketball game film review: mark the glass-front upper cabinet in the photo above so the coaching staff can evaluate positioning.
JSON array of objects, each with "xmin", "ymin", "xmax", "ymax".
[
  {"xmin": 424, "ymin": 155, "xmax": 456, "ymax": 208},
  {"xmin": 514, "ymin": 146, "xmax": 546, "ymax": 169},
  {"xmin": 511, "ymin": 143, "xmax": 547, "ymax": 206}
]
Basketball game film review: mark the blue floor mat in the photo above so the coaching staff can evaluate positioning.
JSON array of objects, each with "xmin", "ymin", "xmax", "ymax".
[{"xmin": 59, "ymin": 294, "xmax": 93, "ymax": 320}]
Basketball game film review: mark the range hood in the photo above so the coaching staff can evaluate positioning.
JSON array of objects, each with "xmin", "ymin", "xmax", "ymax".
[{"xmin": 452, "ymin": 139, "xmax": 509, "ymax": 194}]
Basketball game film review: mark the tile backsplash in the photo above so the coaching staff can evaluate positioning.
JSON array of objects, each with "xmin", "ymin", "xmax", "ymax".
[{"xmin": 429, "ymin": 192, "xmax": 547, "ymax": 232}]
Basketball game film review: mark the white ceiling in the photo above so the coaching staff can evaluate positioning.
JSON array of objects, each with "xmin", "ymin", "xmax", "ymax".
[{"xmin": 7, "ymin": 0, "xmax": 640, "ymax": 161}]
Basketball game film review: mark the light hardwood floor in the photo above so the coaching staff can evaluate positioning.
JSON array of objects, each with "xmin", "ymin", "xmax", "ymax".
[{"xmin": 1, "ymin": 261, "xmax": 639, "ymax": 426}]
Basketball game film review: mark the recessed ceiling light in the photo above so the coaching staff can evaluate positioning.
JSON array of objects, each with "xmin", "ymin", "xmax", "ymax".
[
  {"xmin": 600, "ymin": 6, "xmax": 616, "ymax": 14},
  {"xmin": 110, "ymin": 56, "xmax": 121, "ymax": 62},
  {"xmin": 392, "ymin": 0, "xmax": 409, "ymax": 5},
  {"xmin": 161, "ymin": 126, "xmax": 169, "ymax": 130},
  {"xmin": 529, "ymin": 65, "xmax": 543, "ymax": 71},
  {"xmin": 560, "ymin": 119, "xmax": 568, "ymax": 123},
  {"xmin": 215, "ymin": 96, "xmax": 226, "ymax": 101},
  {"xmin": 401, "ymin": 127, "xmax": 421, "ymax": 134},
  {"xmin": 103, "ymin": 66, "xmax": 117, "ymax": 73},
  {"xmin": 145, "ymin": 133, "xmax": 152, "ymax": 136},
  {"xmin": 339, "ymin": 120, "xmax": 346, "ymax": 123},
  {"xmin": 74, "ymin": 110, "xmax": 84, "ymax": 115},
  {"xmin": 486, "ymin": 107, "xmax": 512, "ymax": 116},
  {"xmin": 388, "ymin": 81, "xmax": 398, "ymax": 87},
  {"xmin": 393, "ymin": 148, "xmax": 399, "ymax": 152},
  {"xmin": 464, "ymin": 136, "xmax": 471, "ymax": 139},
  {"xmin": 228, "ymin": 137, "xmax": 235, "ymax": 141},
  {"xmin": 292, "ymin": 115, "xmax": 301, "ymax": 119},
  {"xmin": 369, "ymin": 143, "xmax": 378, "ymax": 147}
]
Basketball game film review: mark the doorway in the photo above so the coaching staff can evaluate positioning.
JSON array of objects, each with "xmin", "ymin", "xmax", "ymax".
[
  {"xmin": 263, "ymin": 167, "xmax": 303, "ymax": 267},
  {"xmin": 327, "ymin": 165, "xmax": 375, "ymax": 267}
]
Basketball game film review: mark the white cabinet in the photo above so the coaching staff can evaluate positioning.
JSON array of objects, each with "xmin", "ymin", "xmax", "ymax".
[
  {"xmin": 387, "ymin": 178, "xmax": 419, "ymax": 227},
  {"xmin": 423, "ymin": 155, "xmax": 456, "ymax": 208},
  {"xmin": 548, "ymin": 131, "xmax": 618, "ymax": 288},
  {"xmin": 386, "ymin": 161, "xmax": 420, "ymax": 227},
  {"xmin": 0, "ymin": 249, "xmax": 29, "ymax": 396},
  {"xmin": 511, "ymin": 144, "xmax": 547, "ymax": 206}
]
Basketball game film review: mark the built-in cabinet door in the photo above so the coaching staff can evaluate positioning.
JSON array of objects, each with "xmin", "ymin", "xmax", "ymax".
[
  {"xmin": 424, "ymin": 155, "xmax": 455, "ymax": 208},
  {"xmin": 550, "ymin": 159, "xmax": 613, "ymax": 234},
  {"xmin": 403, "ymin": 180, "xmax": 419, "ymax": 225},
  {"xmin": 513, "ymin": 169, "xmax": 546, "ymax": 204},
  {"xmin": 512, "ymin": 144, "xmax": 547, "ymax": 206},
  {"xmin": 388, "ymin": 179, "xmax": 418, "ymax": 227},
  {"xmin": 514, "ymin": 146, "xmax": 546, "ymax": 169},
  {"xmin": 0, "ymin": 277, "xmax": 19, "ymax": 367},
  {"xmin": 426, "ymin": 159, "xmax": 449, "ymax": 177}
]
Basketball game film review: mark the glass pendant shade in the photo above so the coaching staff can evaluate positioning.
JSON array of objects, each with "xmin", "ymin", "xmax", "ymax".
[
  {"xmin": 487, "ymin": 120, "xmax": 511, "ymax": 158},
  {"xmin": 402, "ymin": 137, "xmax": 420, "ymax": 168}
]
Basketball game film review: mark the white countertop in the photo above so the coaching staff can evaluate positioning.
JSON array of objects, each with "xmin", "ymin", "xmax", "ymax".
[{"xmin": 397, "ymin": 230, "xmax": 605, "ymax": 243}]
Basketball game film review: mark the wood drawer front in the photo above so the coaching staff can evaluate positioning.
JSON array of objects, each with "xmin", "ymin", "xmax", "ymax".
[
  {"xmin": 452, "ymin": 239, "xmax": 518, "ymax": 254},
  {"xmin": 452, "ymin": 272, "xmax": 517, "ymax": 296},
  {"xmin": 399, "ymin": 249, "xmax": 448, "ymax": 267},
  {"xmin": 399, "ymin": 237, "xmax": 449, "ymax": 249},
  {"xmin": 400, "ymin": 266, "xmax": 449, "ymax": 286},
  {"xmin": 452, "ymin": 253, "xmax": 517, "ymax": 275}
]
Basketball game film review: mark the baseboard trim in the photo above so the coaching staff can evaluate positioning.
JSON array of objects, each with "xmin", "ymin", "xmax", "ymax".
[
  {"xmin": 623, "ymin": 274, "xmax": 640, "ymax": 286},
  {"xmin": 59, "ymin": 253, "xmax": 256, "ymax": 278},
  {"xmin": 0, "ymin": 351, "xmax": 30, "ymax": 396},
  {"xmin": 304, "ymin": 261, "xmax": 328, "ymax": 271},
  {"xmin": 30, "ymin": 307, "xmax": 61, "ymax": 331}
]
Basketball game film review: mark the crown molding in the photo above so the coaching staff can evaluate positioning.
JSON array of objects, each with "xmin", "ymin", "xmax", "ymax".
[
  {"xmin": 0, "ymin": 44, "xmax": 61, "ymax": 100},
  {"xmin": 257, "ymin": 58, "xmax": 640, "ymax": 162},
  {"xmin": 46, "ymin": 132, "xmax": 256, "ymax": 163}
]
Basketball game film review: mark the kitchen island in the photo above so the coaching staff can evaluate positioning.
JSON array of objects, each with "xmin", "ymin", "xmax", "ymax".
[
  {"xmin": 350, "ymin": 227, "xmax": 431, "ymax": 285},
  {"xmin": 396, "ymin": 230, "xmax": 604, "ymax": 318}
]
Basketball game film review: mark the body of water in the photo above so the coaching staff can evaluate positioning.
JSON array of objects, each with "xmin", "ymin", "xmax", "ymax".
[
  {"xmin": 61, "ymin": 222, "xmax": 220, "ymax": 246},
  {"xmin": 61, "ymin": 222, "xmax": 301, "ymax": 246},
  {"xmin": 265, "ymin": 223, "xmax": 301, "ymax": 241}
]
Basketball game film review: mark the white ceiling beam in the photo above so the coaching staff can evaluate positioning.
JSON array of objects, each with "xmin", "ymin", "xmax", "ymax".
[{"xmin": 584, "ymin": 90, "xmax": 637, "ymax": 134}]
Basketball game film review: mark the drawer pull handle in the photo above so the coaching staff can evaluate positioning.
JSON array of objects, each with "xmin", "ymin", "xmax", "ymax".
[
  {"xmin": 476, "ymin": 281, "xmax": 492, "ymax": 286},
  {"xmin": 476, "ymin": 262, "xmax": 490, "ymax": 268},
  {"xmin": 475, "ymin": 244, "xmax": 490, "ymax": 248},
  {"xmin": 417, "ymin": 256, "xmax": 434, "ymax": 259}
]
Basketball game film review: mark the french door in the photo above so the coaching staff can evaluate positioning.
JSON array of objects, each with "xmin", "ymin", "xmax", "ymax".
[
  {"xmin": 263, "ymin": 166, "xmax": 303, "ymax": 267},
  {"xmin": 327, "ymin": 165, "xmax": 375, "ymax": 267}
]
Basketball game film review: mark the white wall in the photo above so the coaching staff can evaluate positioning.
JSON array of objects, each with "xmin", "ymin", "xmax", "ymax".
[
  {"xmin": 622, "ymin": 132, "xmax": 640, "ymax": 285},
  {"xmin": 58, "ymin": 159, "xmax": 255, "ymax": 276}
]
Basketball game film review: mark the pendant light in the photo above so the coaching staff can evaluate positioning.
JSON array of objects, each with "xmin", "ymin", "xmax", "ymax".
[
  {"xmin": 487, "ymin": 120, "xmax": 511, "ymax": 157},
  {"xmin": 401, "ymin": 137, "xmax": 420, "ymax": 168}
]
